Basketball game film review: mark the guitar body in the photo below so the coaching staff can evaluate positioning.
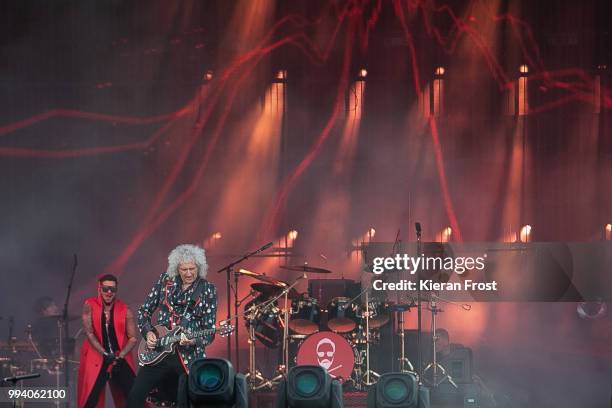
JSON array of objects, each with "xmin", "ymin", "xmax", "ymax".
[
  {"xmin": 137, "ymin": 323, "xmax": 233, "ymax": 366},
  {"xmin": 137, "ymin": 325, "xmax": 179, "ymax": 366}
]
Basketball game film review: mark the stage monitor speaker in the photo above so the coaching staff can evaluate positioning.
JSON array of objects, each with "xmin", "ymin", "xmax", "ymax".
[{"xmin": 439, "ymin": 346, "xmax": 473, "ymax": 384}]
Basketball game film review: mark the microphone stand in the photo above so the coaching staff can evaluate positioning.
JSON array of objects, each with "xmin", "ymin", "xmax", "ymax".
[
  {"xmin": 216, "ymin": 242, "xmax": 273, "ymax": 372},
  {"xmin": 2, "ymin": 373, "xmax": 41, "ymax": 408},
  {"xmin": 415, "ymin": 223, "xmax": 423, "ymax": 380},
  {"xmin": 60, "ymin": 254, "xmax": 77, "ymax": 407}
]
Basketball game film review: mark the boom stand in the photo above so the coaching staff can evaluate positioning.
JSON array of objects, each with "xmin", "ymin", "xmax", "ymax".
[{"xmin": 216, "ymin": 242, "xmax": 273, "ymax": 372}]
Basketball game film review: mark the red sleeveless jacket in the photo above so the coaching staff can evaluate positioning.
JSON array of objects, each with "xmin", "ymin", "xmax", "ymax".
[{"xmin": 77, "ymin": 297, "xmax": 136, "ymax": 408}]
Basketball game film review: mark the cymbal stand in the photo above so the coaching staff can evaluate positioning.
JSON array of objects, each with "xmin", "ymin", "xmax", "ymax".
[
  {"xmin": 265, "ymin": 291, "xmax": 290, "ymax": 388},
  {"xmin": 422, "ymin": 299, "xmax": 457, "ymax": 388},
  {"xmin": 244, "ymin": 306, "xmax": 269, "ymax": 390},
  {"xmin": 252, "ymin": 275, "xmax": 306, "ymax": 389},
  {"xmin": 362, "ymin": 292, "xmax": 380, "ymax": 386},
  {"xmin": 396, "ymin": 305, "xmax": 415, "ymax": 374},
  {"xmin": 25, "ymin": 325, "xmax": 44, "ymax": 359}
]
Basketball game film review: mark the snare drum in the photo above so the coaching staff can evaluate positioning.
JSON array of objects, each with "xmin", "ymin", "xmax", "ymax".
[
  {"xmin": 289, "ymin": 297, "xmax": 321, "ymax": 335},
  {"xmin": 357, "ymin": 300, "xmax": 390, "ymax": 329},
  {"xmin": 327, "ymin": 297, "xmax": 357, "ymax": 333}
]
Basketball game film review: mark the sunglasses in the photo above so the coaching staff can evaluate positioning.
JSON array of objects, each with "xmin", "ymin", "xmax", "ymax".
[{"xmin": 100, "ymin": 286, "xmax": 117, "ymax": 293}]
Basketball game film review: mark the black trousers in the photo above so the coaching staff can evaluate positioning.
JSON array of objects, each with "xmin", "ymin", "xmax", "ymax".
[
  {"xmin": 126, "ymin": 352, "xmax": 185, "ymax": 408},
  {"xmin": 84, "ymin": 359, "xmax": 135, "ymax": 408}
]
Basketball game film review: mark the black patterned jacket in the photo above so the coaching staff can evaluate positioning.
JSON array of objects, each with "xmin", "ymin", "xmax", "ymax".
[{"xmin": 137, "ymin": 272, "xmax": 217, "ymax": 370}]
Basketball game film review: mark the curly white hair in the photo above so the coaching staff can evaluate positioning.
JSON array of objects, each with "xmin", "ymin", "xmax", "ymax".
[{"xmin": 166, "ymin": 244, "xmax": 208, "ymax": 279}]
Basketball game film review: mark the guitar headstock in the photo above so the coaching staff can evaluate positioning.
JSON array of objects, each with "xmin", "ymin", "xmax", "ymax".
[{"xmin": 217, "ymin": 323, "xmax": 235, "ymax": 337}]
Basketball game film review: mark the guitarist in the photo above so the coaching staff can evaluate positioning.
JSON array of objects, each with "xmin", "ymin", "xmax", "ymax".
[{"xmin": 127, "ymin": 244, "xmax": 218, "ymax": 407}]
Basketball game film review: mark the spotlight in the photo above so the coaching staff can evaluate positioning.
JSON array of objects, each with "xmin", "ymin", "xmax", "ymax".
[
  {"xmin": 519, "ymin": 225, "xmax": 532, "ymax": 242},
  {"xmin": 434, "ymin": 66, "xmax": 445, "ymax": 76},
  {"xmin": 357, "ymin": 68, "xmax": 368, "ymax": 80},
  {"xmin": 275, "ymin": 70, "xmax": 288, "ymax": 82},
  {"xmin": 178, "ymin": 358, "xmax": 247, "ymax": 408},
  {"xmin": 367, "ymin": 373, "xmax": 430, "ymax": 408},
  {"xmin": 203, "ymin": 70, "xmax": 214, "ymax": 82},
  {"xmin": 213, "ymin": 232, "xmax": 223, "ymax": 240},
  {"xmin": 519, "ymin": 64, "xmax": 529, "ymax": 75},
  {"xmin": 605, "ymin": 223, "xmax": 612, "ymax": 241},
  {"xmin": 288, "ymin": 230, "xmax": 299, "ymax": 241},
  {"xmin": 438, "ymin": 227, "xmax": 452, "ymax": 242},
  {"xmin": 277, "ymin": 365, "xmax": 343, "ymax": 408}
]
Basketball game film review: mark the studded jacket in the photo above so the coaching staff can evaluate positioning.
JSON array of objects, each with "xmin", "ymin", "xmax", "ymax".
[{"xmin": 137, "ymin": 272, "xmax": 217, "ymax": 371}]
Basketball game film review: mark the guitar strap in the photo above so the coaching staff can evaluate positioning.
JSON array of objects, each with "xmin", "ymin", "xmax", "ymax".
[
  {"xmin": 180, "ymin": 278, "xmax": 205, "ymax": 328},
  {"xmin": 163, "ymin": 277, "xmax": 205, "ymax": 329}
]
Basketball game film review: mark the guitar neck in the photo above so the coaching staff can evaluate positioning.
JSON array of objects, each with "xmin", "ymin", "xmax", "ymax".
[{"xmin": 166, "ymin": 327, "xmax": 217, "ymax": 344}]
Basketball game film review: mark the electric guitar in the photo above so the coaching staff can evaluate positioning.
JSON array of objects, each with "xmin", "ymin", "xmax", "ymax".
[{"xmin": 137, "ymin": 323, "xmax": 234, "ymax": 366}]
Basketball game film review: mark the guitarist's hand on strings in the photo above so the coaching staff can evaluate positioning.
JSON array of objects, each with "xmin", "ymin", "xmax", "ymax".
[
  {"xmin": 146, "ymin": 331, "xmax": 157, "ymax": 349},
  {"xmin": 179, "ymin": 333, "xmax": 195, "ymax": 346}
]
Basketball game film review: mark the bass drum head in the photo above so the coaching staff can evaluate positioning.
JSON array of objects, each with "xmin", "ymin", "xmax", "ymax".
[{"xmin": 295, "ymin": 331, "xmax": 355, "ymax": 382}]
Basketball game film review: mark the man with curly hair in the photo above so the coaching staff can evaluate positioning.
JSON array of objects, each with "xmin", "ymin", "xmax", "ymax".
[{"xmin": 127, "ymin": 244, "xmax": 217, "ymax": 407}]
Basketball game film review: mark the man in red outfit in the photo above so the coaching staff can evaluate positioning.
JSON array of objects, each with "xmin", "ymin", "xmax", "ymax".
[{"xmin": 77, "ymin": 274, "xmax": 137, "ymax": 408}]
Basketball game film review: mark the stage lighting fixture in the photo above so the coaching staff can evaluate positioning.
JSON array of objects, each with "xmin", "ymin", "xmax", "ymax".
[
  {"xmin": 204, "ymin": 70, "xmax": 214, "ymax": 82},
  {"xmin": 434, "ymin": 66, "xmax": 445, "ymax": 76},
  {"xmin": 276, "ymin": 365, "xmax": 343, "ymax": 408},
  {"xmin": 358, "ymin": 68, "xmax": 368, "ymax": 80},
  {"xmin": 275, "ymin": 70, "xmax": 288, "ymax": 82},
  {"xmin": 519, "ymin": 64, "xmax": 529, "ymax": 75},
  {"xmin": 178, "ymin": 358, "xmax": 248, "ymax": 408},
  {"xmin": 288, "ymin": 230, "xmax": 299, "ymax": 240},
  {"xmin": 519, "ymin": 225, "xmax": 532, "ymax": 242},
  {"xmin": 605, "ymin": 223, "xmax": 612, "ymax": 240},
  {"xmin": 437, "ymin": 226, "xmax": 452, "ymax": 242},
  {"xmin": 367, "ymin": 372, "xmax": 430, "ymax": 408}
]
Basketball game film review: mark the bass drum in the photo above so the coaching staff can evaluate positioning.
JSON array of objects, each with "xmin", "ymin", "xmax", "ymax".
[
  {"xmin": 244, "ymin": 299, "xmax": 281, "ymax": 348},
  {"xmin": 295, "ymin": 331, "xmax": 355, "ymax": 383}
]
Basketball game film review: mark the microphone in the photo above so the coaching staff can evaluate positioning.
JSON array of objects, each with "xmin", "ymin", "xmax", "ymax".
[{"xmin": 2, "ymin": 373, "xmax": 41, "ymax": 383}]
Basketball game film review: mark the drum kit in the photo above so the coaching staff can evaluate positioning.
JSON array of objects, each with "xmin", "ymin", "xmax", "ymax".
[
  {"xmin": 238, "ymin": 264, "xmax": 407, "ymax": 391},
  {"xmin": 0, "ymin": 314, "xmax": 80, "ymax": 398}
]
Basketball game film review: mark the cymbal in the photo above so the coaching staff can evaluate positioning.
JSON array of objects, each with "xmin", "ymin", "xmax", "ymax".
[
  {"xmin": 279, "ymin": 264, "xmax": 331, "ymax": 274},
  {"xmin": 0, "ymin": 341, "xmax": 35, "ymax": 352},
  {"xmin": 237, "ymin": 269, "xmax": 283, "ymax": 285},
  {"xmin": 250, "ymin": 283, "xmax": 299, "ymax": 300}
]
